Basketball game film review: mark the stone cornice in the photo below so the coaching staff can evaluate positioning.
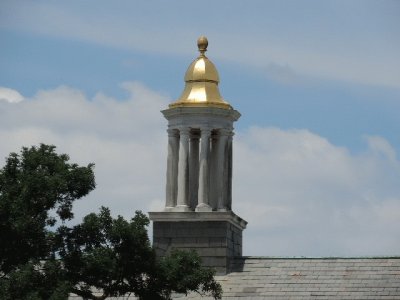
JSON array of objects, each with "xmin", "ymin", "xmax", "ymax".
[
  {"xmin": 149, "ymin": 211, "xmax": 247, "ymax": 230},
  {"xmin": 162, "ymin": 106, "xmax": 241, "ymax": 122}
]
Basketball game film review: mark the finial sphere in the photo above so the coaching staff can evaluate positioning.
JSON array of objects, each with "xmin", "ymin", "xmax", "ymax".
[{"xmin": 197, "ymin": 35, "xmax": 208, "ymax": 53}]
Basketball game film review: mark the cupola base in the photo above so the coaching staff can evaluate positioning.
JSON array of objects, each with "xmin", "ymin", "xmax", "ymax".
[{"xmin": 149, "ymin": 211, "xmax": 247, "ymax": 275}]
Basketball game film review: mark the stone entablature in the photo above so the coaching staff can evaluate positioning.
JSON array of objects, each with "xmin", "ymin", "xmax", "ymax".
[{"xmin": 149, "ymin": 211, "xmax": 247, "ymax": 228}]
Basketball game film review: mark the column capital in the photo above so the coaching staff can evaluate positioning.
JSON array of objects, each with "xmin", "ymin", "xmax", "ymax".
[
  {"xmin": 167, "ymin": 128, "xmax": 179, "ymax": 137},
  {"xmin": 200, "ymin": 127, "xmax": 212, "ymax": 136},
  {"xmin": 190, "ymin": 130, "xmax": 200, "ymax": 139},
  {"xmin": 216, "ymin": 128, "xmax": 233, "ymax": 137},
  {"xmin": 178, "ymin": 127, "xmax": 191, "ymax": 136}
]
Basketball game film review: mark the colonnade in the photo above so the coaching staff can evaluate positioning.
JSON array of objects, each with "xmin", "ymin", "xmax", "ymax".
[{"xmin": 165, "ymin": 127, "xmax": 233, "ymax": 211}]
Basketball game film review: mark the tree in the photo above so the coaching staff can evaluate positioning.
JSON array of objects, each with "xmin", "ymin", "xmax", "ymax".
[
  {"xmin": 0, "ymin": 144, "xmax": 96, "ymax": 275},
  {"xmin": 57, "ymin": 208, "xmax": 222, "ymax": 300},
  {"xmin": 0, "ymin": 144, "xmax": 222, "ymax": 299}
]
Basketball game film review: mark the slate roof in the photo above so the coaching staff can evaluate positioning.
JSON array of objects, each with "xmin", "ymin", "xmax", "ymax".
[
  {"xmin": 70, "ymin": 256, "xmax": 400, "ymax": 299},
  {"xmin": 178, "ymin": 256, "xmax": 400, "ymax": 299}
]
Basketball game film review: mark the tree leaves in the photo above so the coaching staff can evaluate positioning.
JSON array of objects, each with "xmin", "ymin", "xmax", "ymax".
[
  {"xmin": 0, "ymin": 144, "xmax": 95, "ymax": 273},
  {"xmin": 0, "ymin": 145, "xmax": 221, "ymax": 299}
]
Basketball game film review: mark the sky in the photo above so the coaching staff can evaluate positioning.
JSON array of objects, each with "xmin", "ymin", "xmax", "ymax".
[{"xmin": 0, "ymin": 0, "xmax": 399, "ymax": 257}]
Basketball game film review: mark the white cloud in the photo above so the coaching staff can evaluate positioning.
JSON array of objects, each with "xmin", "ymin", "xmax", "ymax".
[
  {"xmin": 0, "ymin": 87, "xmax": 24, "ymax": 103},
  {"xmin": 365, "ymin": 135, "xmax": 397, "ymax": 162},
  {"xmin": 0, "ymin": 84, "xmax": 399, "ymax": 257},
  {"xmin": 0, "ymin": 82, "xmax": 168, "ymax": 219},
  {"xmin": 234, "ymin": 127, "xmax": 400, "ymax": 256}
]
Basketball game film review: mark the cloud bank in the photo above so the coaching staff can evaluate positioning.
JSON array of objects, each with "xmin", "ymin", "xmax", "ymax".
[
  {"xmin": 0, "ymin": 83, "xmax": 168, "ymax": 218},
  {"xmin": 0, "ymin": 84, "xmax": 399, "ymax": 256},
  {"xmin": 234, "ymin": 127, "xmax": 400, "ymax": 256}
]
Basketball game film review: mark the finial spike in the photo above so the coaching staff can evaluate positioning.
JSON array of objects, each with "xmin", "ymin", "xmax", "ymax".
[{"xmin": 197, "ymin": 35, "xmax": 208, "ymax": 57}]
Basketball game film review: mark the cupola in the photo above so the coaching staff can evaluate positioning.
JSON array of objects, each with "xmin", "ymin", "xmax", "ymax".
[
  {"xmin": 169, "ymin": 36, "xmax": 232, "ymax": 109},
  {"xmin": 150, "ymin": 36, "xmax": 246, "ymax": 275}
]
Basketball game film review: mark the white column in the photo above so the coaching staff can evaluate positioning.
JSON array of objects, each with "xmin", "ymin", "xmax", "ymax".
[
  {"xmin": 165, "ymin": 129, "xmax": 179, "ymax": 210},
  {"xmin": 209, "ymin": 133, "xmax": 218, "ymax": 209},
  {"xmin": 176, "ymin": 128, "xmax": 190, "ymax": 211},
  {"xmin": 226, "ymin": 132, "xmax": 233, "ymax": 210},
  {"xmin": 196, "ymin": 128, "xmax": 212, "ymax": 211},
  {"xmin": 216, "ymin": 129, "xmax": 229, "ymax": 211},
  {"xmin": 189, "ymin": 132, "xmax": 199, "ymax": 210}
]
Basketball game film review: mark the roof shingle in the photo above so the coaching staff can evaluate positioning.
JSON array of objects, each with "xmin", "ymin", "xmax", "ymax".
[
  {"xmin": 70, "ymin": 256, "xmax": 400, "ymax": 299},
  {"xmin": 181, "ymin": 256, "xmax": 400, "ymax": 299}
]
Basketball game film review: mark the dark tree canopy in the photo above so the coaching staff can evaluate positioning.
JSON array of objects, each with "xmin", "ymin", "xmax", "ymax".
[
  {"xmin": 57, "ymin": 208, "xmax": 222, "ymax": 299},
  {"xmin": 0, "ymin": 144, "xmax": 96, "ymax": 274},
  {"xmin": 0, "ymin": 144, "xmax": 222, "ymax": 300}
]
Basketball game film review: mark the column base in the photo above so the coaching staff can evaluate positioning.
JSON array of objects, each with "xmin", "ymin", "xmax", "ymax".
[
  {"xmin": 195, "ymin": 203, "xmax": 212, "ymax": 212},
  {"xmin": 164, "ymin": 206, "xmax": 175, "ymax": 212},
  {"xmin": 173, "ymin": 205, "xmax": 191, "ymax": 212}
]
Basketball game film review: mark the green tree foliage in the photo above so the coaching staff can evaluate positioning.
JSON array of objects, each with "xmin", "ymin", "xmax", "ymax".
[
  {"xmin": 57, "ymin": 208, "xmax": 222, "ymax": 300},
  {"xmin": 0, "ymin": 144, "xmax": 96, "ymax": 274},
  {"xmin": 0, "ymin": 144, "xmax": 222, "ymax": 300}
]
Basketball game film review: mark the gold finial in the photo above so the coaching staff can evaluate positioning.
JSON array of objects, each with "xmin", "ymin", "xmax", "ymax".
[{"xmin": 197, "ymin": 35, "xmax": 208, "ymax": 57}]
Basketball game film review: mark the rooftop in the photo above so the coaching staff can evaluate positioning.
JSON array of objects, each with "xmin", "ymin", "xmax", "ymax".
[
  {"xmin": 180, "ymin": 256, "xmax": 400, "ymax": 299},
  {"xmin": 70, "ymin": 256, "xmax": 400, "ymax": 299}
]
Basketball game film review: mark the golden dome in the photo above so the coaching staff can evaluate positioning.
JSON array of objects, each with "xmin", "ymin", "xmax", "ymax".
[{"xmin": 169, "ymin": 36, "xmax": 232, "ymax": 109}]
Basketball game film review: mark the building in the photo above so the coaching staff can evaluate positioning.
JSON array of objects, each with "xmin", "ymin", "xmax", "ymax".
[
  {"xmin": 71, "ymin": 36, "xmax": 400, "ymax": 299},
  {"xmin": 149, "ymin": 36, "xmax": 400, "ymax": 299},
  {"xmin": 149, "ymin": 36, "xmax": 246, "ymax": 275}
]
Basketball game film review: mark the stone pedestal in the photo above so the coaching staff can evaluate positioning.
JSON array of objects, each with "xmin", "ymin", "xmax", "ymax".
[{"xmin": 149, "ymin": 211, "xmax": 247, "ymax": 275}]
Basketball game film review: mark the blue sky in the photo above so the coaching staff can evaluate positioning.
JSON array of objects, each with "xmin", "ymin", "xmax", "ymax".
[{"xmin": 1, "ymin": 1, "xmax": 399, "ymax": 256}]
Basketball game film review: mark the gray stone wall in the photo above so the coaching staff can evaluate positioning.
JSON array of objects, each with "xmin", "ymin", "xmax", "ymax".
[{"xmin": 153, "ymin": 220, "xmax": 243, "ymax": 274}]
